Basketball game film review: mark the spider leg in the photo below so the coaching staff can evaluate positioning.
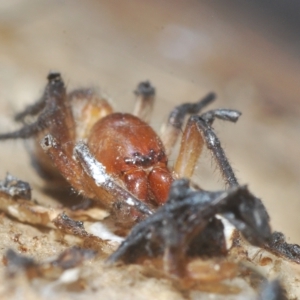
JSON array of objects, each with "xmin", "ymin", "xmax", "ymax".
[
  {"xmin": 132, "ymin": 81, "xmax": 155, "ymax": 123},
  {"xmin": 0, "ymin": 106, "xmax": 56, "ymax": 140},
  {"xmin": 41, "ymin": 135, "xmax": 153, "ymax": 220},
  {"xmin": 14, "ymin": 95, "xmax": 46, "ymax": 122},
  {"xmin": 200, "ymin": 108, "xmax": 241, "ymax": 125},
  {"xmin": 40, "ymin": 134, "xmax": 96, "ymax": 200},
  {"xmin": 160, "ymin": 92, "xmax": 216, "ymax": 156},
  {"xmin": 174, "ymin": 110, "xmax": 241, "ymax": 187},
  {"xmin": 73, "ymin": 141, "xmax": 154, "ymax": 218},
  {"xmin": 67, "ymin": 88, "xmax": 113, "ymax": 140},
  {"xmin": 13, "ymin": 73, "xmax": 61, "ymax": 122},
  {"xmin": 0, "ymin": 73, "xmax": 75, "ymax": 153}
]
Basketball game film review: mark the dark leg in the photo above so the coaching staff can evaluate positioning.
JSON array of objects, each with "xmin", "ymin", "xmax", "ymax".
[
  {"xmin": 14, "ymin": 96, "xmax": 46, "ymax": 122},
  {"xmin": 174, "ymin": 109, "xmax": 241, "ymax": 187},
  {"xmin": 196, "ymin": 115, "xmax": 239, "ymax": 187},
  {"xmin": 14, "ymin": 73, "xmax": 63, "ymax": 122},
  {"xmin": 160, "ymin": 92, "xmax": 216, "ymax": 156},
  {"xmin": 0, "ymin": 105, "xmax": 57, "ymax": 140},
  {"xmin": 132, "ymin": 81, "xmax": 155, "ymax": 123},
  {"xmin": 67, "ymin": 88, "xmax": 113, "ymax": 140},
  {"xmin": 200, "ymin": 108, "xmax": 241, "ymax": 125},
  {"xmin": 40, "ymin": 134, "xmax": 100, "ymax": 201},
  {"xmin": 0, "ymin": 73, "xmax": 75, "ymax": 155},
  {"xmin": 73, "ymin": 141, "xmax": 154, "ymax": 218}
]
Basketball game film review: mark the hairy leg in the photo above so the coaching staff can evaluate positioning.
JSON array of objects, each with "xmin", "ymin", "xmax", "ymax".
[
  {"xmin": 160, "ymin": 92, "xmax": 216, "ymax": 156},
  {"xmin": 0, "ymin": 73, "xmax": 76, "ymax": 157},
  {"xmin": 14, "ymin": 96, "xmax": 46, "ymax": 122},
  {"xmin": 41, "ymin": 135, "xmax": 153, "ymax": 222},
  {"xmin": 13, "ymin": 73, "xmax": 62, "ymax": 122},
  {"xmin": 174, "ymin": 109, "xmax": 241, "ymax": 187},
  {"xmin": 68, "ymin": 88, "xmax": 113, "ymax": 141},
  {"xmin": 132, "ymin": 81, "xmax": 155, "ymax": 123}
]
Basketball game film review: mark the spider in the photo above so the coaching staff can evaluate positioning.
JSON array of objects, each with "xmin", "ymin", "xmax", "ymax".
[
  {"xmin": 0, "ymin": 72, "xmax": 241, "ymax": 223},
  {"xmin": 0, "ymin": 75, "xmax": 294, "ymax": 297}
]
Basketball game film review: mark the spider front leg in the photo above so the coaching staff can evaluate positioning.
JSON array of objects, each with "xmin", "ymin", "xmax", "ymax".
[
  {"xmin": 0, "ymin": 73, "xmax": 75, "ymax": 155},
  {"xmin": 67, "ymin": 88, "xmax": 113, "ymax": 140},
  {"xmin": 174, "ymin": 110, "xmax": 241, "ymax": 187},
  {"xmin": 40, "ymin": 135, "xmax": 97, "ymax": 199},
  {"xmin": 73, "ymin": 142, "xmax": 154, "ymax": 218},
  {"xmin": 160, "ymin": 92, "xmax": 216, "ymax": 156},
  {"xmin": 0, "ymin": 104, "xmax": 57, "ymax": 140},
  {"xmin": 14, "ymin": 93, "xmax": 46, "ymax": 123},
  {"xmin": 13, "ymin": 73, "xmax": 59, "ymax": 123},
  {"xmin": 41, "ymin": 135, "xmax": 153, "ymax": 222}
]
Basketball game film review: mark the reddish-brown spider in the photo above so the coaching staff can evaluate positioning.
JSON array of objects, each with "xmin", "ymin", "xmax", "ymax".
[{"xmin": 0, "ymin": 73, "xmax": 241, "ymax": 223}]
